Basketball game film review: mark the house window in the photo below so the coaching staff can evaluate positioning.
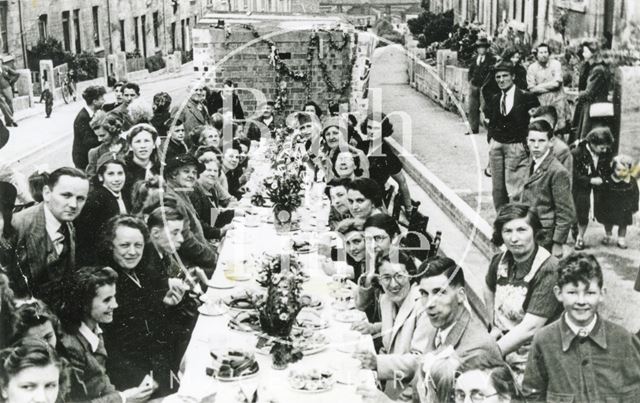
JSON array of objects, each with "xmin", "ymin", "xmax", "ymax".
[
  {"xmin": 181, "ymin": 19, "xmax": 186, "ymax": 50},
  {"xmin": 141, "ymin": 15, "xmax": 147, "ymax": 57},
  {"xmin": 119, "ymin": 20, "xmax": 126, "ymax": 51},
  {"xmin": 38, "ymin": 14, "xmax": 48, "ymax": 41},
  {"xmin": 133, "ymin": 16, "xmax": 140, "ymax": 52},
  {"xmin": 62, "ymin": 12, "xmax": 71, "ymax": 51},
  {"xmin": 153, "ymin": 12, "xmax": 160, "ymax": 48},
  {"xmin": 1, "ymin": 3, "xmax": 9, "ymax": 54},
  {"xmin": 73, "ymin": 9, "xmax": 81, "ymax": 52},
  {"xmin": 92, "ymin": 6, "xmax": 100, "ymax": 47},
  {"xmin": 171, "ymin": 22, "xmax": 176, "ymax": 52}
]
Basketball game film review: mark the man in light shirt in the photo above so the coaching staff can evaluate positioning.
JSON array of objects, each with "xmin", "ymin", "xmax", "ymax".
[{"xmin": 527, "ymin": 43, "xmax": 568, "ymax": 131}]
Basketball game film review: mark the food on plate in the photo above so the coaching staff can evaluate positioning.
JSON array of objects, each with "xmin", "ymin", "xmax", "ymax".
[
  {"xmin": 224, "ymin": 290, "xmax": 264, "ymax": 310},
  {"xmin": 334, "ymin": 310, "xmax": 364, "ymax": 323},
  {"xmin": 294, "ymin": 309, "xmax": 329, "ymax": 330},
  {"xmin": 228, "ymin": 311, "xmax": 261, "ymax": 332},
  {"xmin": 288, "ymin": 368, "xmax": 335, "ymax": 392},
  {"xmin": 257, "ymin": 328, "xmax": 328, "ymax": 355},
  {"xmin": 292, "ymin": 239, "xmax": 312, "ymax": 253},
  {"xmin": 300, "ymin": 294, "xmax": 322, "ymax": 309},
  {"xmin": 211, "ymin": 350, "xmax": 259, "ymax": 380}
]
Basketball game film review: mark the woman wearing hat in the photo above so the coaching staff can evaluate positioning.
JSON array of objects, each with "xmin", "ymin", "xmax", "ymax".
[
  {"xmin": 320, "ymin": 117, "xmax": 369, "ymax": 181},
  {"xmin": 75, "ymin": 155, "xmax": 130, "ymax": 265},
  {"xmin": 570, "ymin": 40, "xmax": 613, "ymax": 144},
  {"xmin": 86, "ymin": 112, "xmax": 128, "ymax": 177}
]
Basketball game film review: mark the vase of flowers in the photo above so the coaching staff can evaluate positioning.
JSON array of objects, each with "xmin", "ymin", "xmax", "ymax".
[
  {"xmin": 255, "ymin": 253, "xmax": 305, "ymax": 369},
  {"xmin": 263, "ymin": 170, "xmax": 303, "ymax": 234}
]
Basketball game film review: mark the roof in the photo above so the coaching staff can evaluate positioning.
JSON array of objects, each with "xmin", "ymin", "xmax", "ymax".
[{"xmin": 320, "ymin": 0, "xmax": 420, "ymax": 5}]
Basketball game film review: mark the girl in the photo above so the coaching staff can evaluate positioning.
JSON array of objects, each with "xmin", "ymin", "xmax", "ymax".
[{"xmin": 595, "ymin": 154, "xmax": 639, "ymax": 249}]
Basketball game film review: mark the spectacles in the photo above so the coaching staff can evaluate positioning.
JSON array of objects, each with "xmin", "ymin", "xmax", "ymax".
[
  {"xmin": 378, "ymin": 273, "xmax": 409, "ymax": 285},
  {"xmin": 453, "ymin": 390, "xmax": 500, "ymax": 403},
  {"xmin": 366, "ymin": 234, "xmax": 389, "ymax": 243}
]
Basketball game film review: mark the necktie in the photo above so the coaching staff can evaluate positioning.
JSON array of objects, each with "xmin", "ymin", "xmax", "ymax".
[
  {"xmin": 56, "ymin": 224, "xmax": 70, "ymax": 257},
  {"xmin": 500, "ymin": 91, "xmax": 507, "ymax": 115},
  {"xmin": 435, "ymin": 331, "xmax": 444, "ymax": 348}
]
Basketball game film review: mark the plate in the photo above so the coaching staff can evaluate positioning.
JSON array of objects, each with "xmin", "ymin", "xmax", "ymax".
[
  {"xmin": 212, "ymin": 350, "xmax": 260, "ymax": 382},
  {"xmin": 206, "ymin": 278, "xmax": 235, "ymax": 289},
  {"xmin": 215, "ymin": 363, "xmax": 260, "ymax": 382},
  {"xmin": 224, "ymin": 295, "xmax": 258, "ymax": 311},
  {"xmin": 334, "ymin": 310, "xmax": 364, "ymax": 323},
  {"xmin": 198, "ymin": 303, "xmax": 228, "ymax": 317},
  {"xmin": 223, "ymin": 271, "xmax": 252, "ymax": 282},
  {"xmin": 228, "ymin": 311, "xmax": 261, "ymax": 333},
  {"xmin": 288, "ymin": 368, "xmax": 335, "ymax": 393},
  {"xmin": 300, "ymin": 295, "xmax": 323, "ymax": 310},
  {"xmin": 256, "ymin": 331, "xmax": 329, "ymax": 356}
]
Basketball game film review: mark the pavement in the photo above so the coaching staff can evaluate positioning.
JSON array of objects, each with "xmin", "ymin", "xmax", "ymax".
[{"xmin": 370, "ymin": 44, "xmax": 640, "ymax": 332}]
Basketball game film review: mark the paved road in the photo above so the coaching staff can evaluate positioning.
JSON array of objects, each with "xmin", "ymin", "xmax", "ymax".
[
  {"xmin": 0, "ymin": 72, "xmax": 194, "ymax": 172},
  {"xmin": 370, "ymin": 44, "xmax": 640, "ymax": 331}
]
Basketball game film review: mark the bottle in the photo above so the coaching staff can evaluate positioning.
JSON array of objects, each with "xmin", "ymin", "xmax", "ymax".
[{"xmin": 429, "ymin": 231, "xmax": 442, "ymax": 258}]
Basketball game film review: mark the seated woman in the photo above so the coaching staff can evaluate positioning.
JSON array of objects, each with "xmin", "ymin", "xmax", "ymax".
[
  {"xmin": 75, "ymin": 155, "xmax": 130, "ymax": 265},
  {"xmin": 86, "ymin": 112, "xmax": 126, "ymax": 177},
  {"xmin": 0, "ymin": 338, "xmax": 69, "ymax": 403},
  {"xmin": 346, "ymin": 178, "xmax": 385, "ymax": 220},
  {"xmin": 189, "ymin": 125, "xmax": 221, "ymax": 152},
  {"xmin": 320, "ymin": 218, "xmax": 366, "ymax": 281},
  {"xmin": 325, "ymin": 178, "xmax": 352, "ymax": 230},
  {"xmin": 359, "ymin": 112, "xmax": 412, "ymax": 213},
  {"xmin": 330, "ymin": 149, "xmax": 366, "ymax": 180},
  {"xmin": 194, "ymin": 146, "xmax": 235, "ymax": 206},
  {"xmin": 123, "ymin": 124, "xmax": 161, "ymax": 201},
  {"xmin": 57, "ymin": 266, "xmax": 156, "ymax": 402},
  {"xmin": 485, "ymin": 203, "xmax": 562, "ymax": 380},
  {"xmin": 320, "ymin": 118, "xmax": 369, "ymax": 181},
  {"xmin": 9, "ymin": 300, "xmax": 60, "ymax": 349},
  {"xmin": 454, "ymin": 352, "xmax": 521, "ymax": 403},
  {"xmin": 95, "ymin": 215, "xmax": 176, "ymax": 396},
  {"xmin": 353, "ymin": 252, "xmax": 429, "ymax": 400}
]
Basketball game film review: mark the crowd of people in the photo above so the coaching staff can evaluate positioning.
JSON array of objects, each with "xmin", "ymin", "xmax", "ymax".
[
  {"xmin": 468, "ymin": 37, "xmax": 638, "ymax": 254},
  {"xmin": 0, "ymin": 53, "xmax": 638, "ymax": 403}
]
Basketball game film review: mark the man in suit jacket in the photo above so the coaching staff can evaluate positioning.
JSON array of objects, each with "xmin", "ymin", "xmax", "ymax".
[
  {"xmin": 73, "ymin": 86, "xmax": 107, "ymax": 169},
  {"xmin": 530, "ymin": 105, "xmax": 573, "ymax": 182},
  {"xmin": 512, "ymin": 120, "xmax": 575, "ymax": 257},
  {"xmin": 10, "ymin": 167, "xmax": 89, "ymax": 307},
  {"xmin": 484, "ymin": 61, "xmax": 540, "ymax": 210},
  {"xmin": 102, "ymin": 81, "xmax": 126, "ymax": 112},
  {"xmin": 466, "ymin": 38, "xmax": 496, "ymax": 134},
  {"xmin": 205, "ymin": 79, "xmax": 245, "ymax": 120},
  {"xmin": 0, "ymin": 58, "xmax": 20, "ymax": 127},
  {"xmin": 179, "ymin": 81, "xmax": 213, "ymax": 138},
  {"xmin": 406, "ymin": 257, "xmax": 501, "ymax": 401}
]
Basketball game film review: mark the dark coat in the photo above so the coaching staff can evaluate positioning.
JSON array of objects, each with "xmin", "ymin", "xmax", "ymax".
[
  {"xmin": 467, "ymin": 52, "xmax": 497, "ymax": 87},
  {"xmin": 11, "ymin": 204, "xmax": 76, "ymax": 303},
  {"xmin": 150, "ymin": 110, "xmax": 172, "ymax": 139},
  {"xmin": 75, "ymin": 186, "xmax": 131, "ymax": 265},
  {"xmin": 246, "ymin": 115, "xmax": 278, "ymax": 141},
  {"xmin": 59, "ymin": 331, "xmax": 122, "ymax": 403},
  {"xmin": 122, "ymin": 152, "xmax": 160, "ymax": 203},
  {"xmin": 0, "ymin": 64, "xmax": 19, "ymax": 90},
  {"xmin": 513, "ymin": 153, "xmax": 576, "ymax": 245},
  {"xmin": 159, "ymin": 137, "xmax": 189, "ymax": 161},
  {"xmin": 85, "ymin": 139, "xmax": 129, "ymax": 177},
  {"xmin": 107, "ymin": 103, "xmax": 133, "ymax": 132},
  {"xmin": 205, "ymin": 91, "xmax": 245, "ymax": 120},
  {"xmin": 571, "ymin": 140, "xmax": 612, "ymax": 196},
  {"xmin": 484, "ymin": 87, "xmax": 539, "ymax": 143},
  {"xmin": 73, "ymin": 108, "xmax": 99, "ymax": 170},
  {"xmin": 571, "ymin": 62, "xmax": 612, "ymax": 143}
]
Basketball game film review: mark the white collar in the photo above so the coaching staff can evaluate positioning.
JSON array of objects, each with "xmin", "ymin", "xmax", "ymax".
[
  {"xmin": 43, "ymin": 204, "xmax": 63, "ymax": 242},
  {"xmin": 533, "ymin": 149, "xmax": 551, "ymax": 167},
  {"xmin": 84, "ymin": 105, "xmax": 95, "ymax": 118},
  {"xmin": 564, "ymin": 313, "xmax": 598, "ymax": 337},
  {"xmin": 503, "ymin": 85, "xmax": 516, "ymax": 97},
  {"xmin": 436, "ymin": 320, "xmax": 456, "ymax": 344},
  {"xmin": 104, "ymin": 187, "xmax": 122, "ymax": 199},
  {"xmin": 78, "ymin": 322, "xmax": 103, "ymax": 353}
]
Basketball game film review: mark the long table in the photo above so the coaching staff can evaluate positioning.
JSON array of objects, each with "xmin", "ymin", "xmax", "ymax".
[{"xmin": 170, "ymin": 146, "xmax": 377, "ymax": 402}]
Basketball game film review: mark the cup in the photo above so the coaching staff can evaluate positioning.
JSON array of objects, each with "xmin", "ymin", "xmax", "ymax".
[{"xmin": 333, "ymin": 357, "xmax": 361, "ymax": 385}]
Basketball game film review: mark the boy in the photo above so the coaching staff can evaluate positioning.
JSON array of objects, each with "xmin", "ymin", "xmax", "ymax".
[
  {"xmin": 161, "ymin": 118, "xmax": 188, "ymax": 161},
  {"xmin": 523, "ymin": 253, "xmax": 640, "ymax": 402}
]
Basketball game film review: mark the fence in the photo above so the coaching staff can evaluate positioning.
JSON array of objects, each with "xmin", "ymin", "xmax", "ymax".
[{"xmin": 126, "ymin": 56, "xmax": 145, "ymax": 73}]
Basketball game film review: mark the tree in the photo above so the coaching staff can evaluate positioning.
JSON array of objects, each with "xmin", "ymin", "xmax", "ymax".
[{"xmin": 407, "ymin": 9, "xmax": 454, "ymax": 48}]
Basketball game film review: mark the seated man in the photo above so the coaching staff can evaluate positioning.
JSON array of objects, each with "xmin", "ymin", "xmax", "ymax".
[{"xmin": 246, "ymin": 101, "xmax": 277, "ymax": 141}]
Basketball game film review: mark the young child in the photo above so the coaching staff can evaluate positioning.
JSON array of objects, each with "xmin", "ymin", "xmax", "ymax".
[
  {"xmin": 595, "ymin": 154, "xmax": 639, "ymax": 249},
  {"xmin": 39, "ymin": 79, "xmax": 53, "ymax": 118},
  {"xmin": 523, "ymin": 253, "xmax": 640, "ymax": 402}
]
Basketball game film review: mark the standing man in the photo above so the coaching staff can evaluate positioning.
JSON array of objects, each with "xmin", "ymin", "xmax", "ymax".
[
  {"xmin": 527, "ymin": 43, "xmax": 568, "ymax": 131},
  {"xmin": 72, "ymin": 86, "xmax": 107, "ymax": 170},
  {"xmin": 108, "ymin": 82, "xmax": 138, "ymax": 131},
  {"xmin": 484, "ymin": 61, "xmax": 540, "ymax": 210},
  {"xmin": 513, "ymin": 119, "xmax": 575, "ymax": 257},
  {"xmin": 246, "ymin": 100, "xmax": 276, "ymax": 141},
  {"xmin": 205, "ymin": 79, "xmax": 245, "ymax": 120},
  {"xmin": 102, "ymin": 81, "xmax": 126, "ymax": 112},
  {"xmin": 179, "ymin": 81, "xmax": 213, "ymax": 138},
  {"xmin": 466, "ymin": 37, "xmax": 496, "ymax": 135},
  {"xmin": 10, "ymin": 167, "xmax": 89, "ymax": 307},
  {"xmin": 0, "ymin": 58, "xmax": 20, "ymax": 127}
]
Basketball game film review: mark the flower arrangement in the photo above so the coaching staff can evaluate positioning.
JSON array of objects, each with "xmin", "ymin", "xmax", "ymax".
[
  {"xmin": 262, "ymin": 169, "xmax": 304, "ymax": 213},
  {"xmin": 255, "ymin": 253, "xmax": 306, "ymax": 368}
]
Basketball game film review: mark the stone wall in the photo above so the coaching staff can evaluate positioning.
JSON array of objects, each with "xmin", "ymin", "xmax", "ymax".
[
  {"xmin": 199, "ymin": 25, "xmax": 357, "ymax": 117},
  {"xmin": 616, "ymin": 66, "xmax": 640, "ymax": 165}
]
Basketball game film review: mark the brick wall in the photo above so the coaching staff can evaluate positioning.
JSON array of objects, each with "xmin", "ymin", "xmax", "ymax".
[{"xmin": 204, "ymin": 27, "xmax": 355, "ymax": 117}]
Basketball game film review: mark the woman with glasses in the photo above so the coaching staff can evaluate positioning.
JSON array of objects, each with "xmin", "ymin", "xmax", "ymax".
[
  {"xmin": 9, "ymin": 300, "xmax": 60, "ymax": 349},
  {"xmin": 453, "ymin": 352, "xmax": 520, "ymax": 403},
  {"xmin": 57, "ymin": 266, "xmax": 156, "ymax": 402},
  {"xmin": 353, "ymin": 251, "xmax": 429, "ymax": 399},
  {"xmin": 0, "ymin": 338, "xmax": 69, "ymax": 403},
  {"xmin": 485, "ymin": 203, "xmax": 561, "ymax": 380}
]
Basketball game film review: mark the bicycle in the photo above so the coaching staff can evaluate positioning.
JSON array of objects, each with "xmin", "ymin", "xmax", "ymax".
[{"xmin": 61, "ymin": 72, "xmax": 77, "ymax": 104}]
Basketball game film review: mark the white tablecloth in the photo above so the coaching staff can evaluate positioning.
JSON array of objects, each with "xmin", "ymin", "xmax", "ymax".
[{"xmin": 174, "ymin": 149, "xmax": 377, "ymax": 402}]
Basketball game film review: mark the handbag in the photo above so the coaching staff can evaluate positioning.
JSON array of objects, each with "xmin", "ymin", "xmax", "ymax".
[{"xmin": 589, "ymin": 102, "xmax": 614, "ymax": 118}]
